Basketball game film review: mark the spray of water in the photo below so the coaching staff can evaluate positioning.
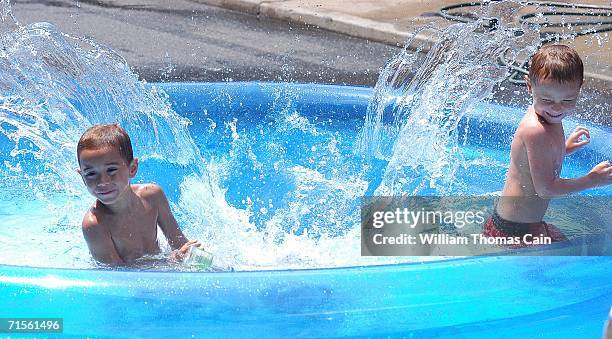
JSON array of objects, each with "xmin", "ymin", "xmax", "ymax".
[
  {"xmin": 357, "ymin": 1, "xmax": 540, "ymax": 196},
  {"xmin": 0, "ymin": 2, "xmax": 227, "ymax": 267},
  {"xmin": 0, "ymin": 2, "xmax": 385, "ymax": 270}
]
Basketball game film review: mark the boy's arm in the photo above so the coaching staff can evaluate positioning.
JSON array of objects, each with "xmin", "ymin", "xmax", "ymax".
[
  {"xmin": 82, "ymin": 213, "xmax": 125, "ymax": 265},
  {"xmin": 523, "ymin": 128, "xmax": 610, "ymax": 197},
  {"xmin": 148, "ymin": 184, "xmax": 189, "ymax": 251}
]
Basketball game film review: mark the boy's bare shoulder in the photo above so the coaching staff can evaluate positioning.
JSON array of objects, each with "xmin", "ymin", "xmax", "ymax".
[
  {"xmin": 82, "ymin": 204, "xmax": 102, "ymax": 230},
  {"xmin": 516, "ymin": 112, "xmax": 548, "ymax": 142},
  {"xmin": 132, "ymin": 183, "xmax": 165, "ymax": 201},
  {"xmin": 81, "ymin": 205, "xmax": 124, "ymax": 264}
]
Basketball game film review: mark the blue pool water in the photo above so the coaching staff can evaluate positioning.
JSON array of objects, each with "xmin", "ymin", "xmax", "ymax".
[{"xmin": 1, "ymin": 82, "xmax": 611, "ymax": 337}]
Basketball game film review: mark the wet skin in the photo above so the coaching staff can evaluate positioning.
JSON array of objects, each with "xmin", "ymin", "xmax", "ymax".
[
  {"xmin": 498, "ymin": 78, "xmax": 612, "ymax": 223},
  {"xmin": 78, "ymin": 147, "xmax": 195, "ymax": 265}
]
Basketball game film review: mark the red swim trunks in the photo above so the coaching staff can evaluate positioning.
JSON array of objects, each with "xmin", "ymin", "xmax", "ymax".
[{"xmin": 483, "ymin": 210, "xmax": 567, "ymax": 248}]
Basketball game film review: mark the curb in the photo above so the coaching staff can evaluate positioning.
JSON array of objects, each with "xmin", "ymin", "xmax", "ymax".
[
  {"xmin": 194, "ymin": 0, "xmax": 423, "ymax": 46},
  {"xmin": 259, "ymin": 2, "xmax": 412, "ymax": 46},
  {"xmin": 194, "ymin": 0, "xmax": 262, "ymax": 15}
]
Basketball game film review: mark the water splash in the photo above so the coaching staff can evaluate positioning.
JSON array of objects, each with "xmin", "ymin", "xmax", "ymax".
[
  {"xmin": 0, "ymin": 22, "xmax": 207, "ymax": 187},
  {"xmin": 0, "ymin": 5, "xmax": 387, "ymax": 269},
  {"xmin": 179, "ymin": 85, "xmax": 376, "ymax": 270},
  {"xmin": 0, "ymin": 0, "xmax": 16, "ymax": 34},
  {"xmin": 358, "ymin": 1, "xmax": 540, "ymax": 196},
  {"xmin": 0, "ymin": 2, "xmax": 224, "ymax": 267}
]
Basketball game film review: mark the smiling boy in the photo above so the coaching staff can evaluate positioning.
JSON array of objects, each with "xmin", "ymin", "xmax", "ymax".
[
  {"xmin": 77, "ymin": 123, "xmax": 200, "ymax": 265},
  {"xmin": 485, "ymin": 44, "xmax": 612, "ymax": 243}
]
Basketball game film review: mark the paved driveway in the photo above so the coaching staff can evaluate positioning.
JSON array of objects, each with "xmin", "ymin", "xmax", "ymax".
[{"xmin": 11, "ymin": 0, "xmax": 399, "ymax": 85}]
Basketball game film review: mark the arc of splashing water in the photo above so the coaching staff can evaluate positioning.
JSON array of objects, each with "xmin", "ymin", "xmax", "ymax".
[
  {"xmin": 358, "ymin": 9, "xmax": 541, "ymax": 196},
  {"xmin": 0, "ymin": 5, "xmax": 221, "ymax": 226}
]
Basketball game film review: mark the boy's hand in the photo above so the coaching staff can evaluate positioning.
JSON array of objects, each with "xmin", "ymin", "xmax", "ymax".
[
  {"xmin": 566, "ymin": 126, "xmax": 590, "ymax": 154},
  {"xmin": 170, "ymin": 240, "xmax": 202, "ymax": 261},
  {"xmin": 587, "ymin": 161, "xmax": 612, "ymax": 187}
]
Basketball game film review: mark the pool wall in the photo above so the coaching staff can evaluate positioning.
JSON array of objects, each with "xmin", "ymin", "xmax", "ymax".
[{"xmin": 1, "ymin": 255, "xmax": 611, "ymax": 337}]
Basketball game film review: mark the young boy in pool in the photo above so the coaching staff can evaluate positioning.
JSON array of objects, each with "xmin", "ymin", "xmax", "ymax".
[
  {"xmin": 485, "ymin": 44, "xmax": 612, "ymax": 244},
  {"xmin": 77, "ymin": 123, "xmax": 201, "ymax": 265}
]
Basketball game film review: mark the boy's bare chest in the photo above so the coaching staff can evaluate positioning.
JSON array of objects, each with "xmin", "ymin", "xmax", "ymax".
[{"xmin": 106, "ymin": 207, "xmax": 159, "ymax": 260}]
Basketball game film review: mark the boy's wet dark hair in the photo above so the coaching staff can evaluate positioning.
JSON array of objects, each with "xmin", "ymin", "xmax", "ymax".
[
  {"xmin": 77, "ymin": 123, "xmax": 134, "ymax": 165},
  {"xmin": 529, "ymin": 44, "xmax": 583, "ymax": 85}
]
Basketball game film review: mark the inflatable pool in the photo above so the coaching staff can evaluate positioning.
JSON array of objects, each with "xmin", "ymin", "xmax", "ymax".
[{"xmin": 1, "ymin": 82, "xmax": 611, "ymax": 337}]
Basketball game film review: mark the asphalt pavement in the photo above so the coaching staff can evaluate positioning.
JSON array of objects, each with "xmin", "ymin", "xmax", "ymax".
[{"xmin": 11, "ymin": 0, "xmax": 399, "ymax": 85}]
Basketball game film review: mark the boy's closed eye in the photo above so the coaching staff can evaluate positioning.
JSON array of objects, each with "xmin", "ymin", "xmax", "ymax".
[{"xmin": 84, "ymin": 171, "xmax": 96, "ymax": 178}]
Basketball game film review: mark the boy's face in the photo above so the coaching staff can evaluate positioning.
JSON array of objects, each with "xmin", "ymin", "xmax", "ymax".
[
  {"xmin": 527, "ymin": 78, "xmax": 581, "ymax": 124},
  {"xmin": 77, "ymin": 146, "xmax": 138, "ymax": 205}
]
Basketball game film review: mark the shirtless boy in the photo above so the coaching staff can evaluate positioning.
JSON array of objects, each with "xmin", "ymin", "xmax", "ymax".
[
  {"xmin": 77, "ymin": 123, "xmax": 200, "ymax": 265},
  {"xmin": 485, "ymin": 44, "xmax": 612, "ymax": 243}
]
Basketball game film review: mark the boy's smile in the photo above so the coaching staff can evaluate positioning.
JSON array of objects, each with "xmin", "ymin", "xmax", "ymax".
[
  {"xmin": 527, "ymin": 78, "xmax": 581, "ymax": 124},
  {"xmin": 78, "ymin": 147, "xmax": 138, "ymax": 205}
]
